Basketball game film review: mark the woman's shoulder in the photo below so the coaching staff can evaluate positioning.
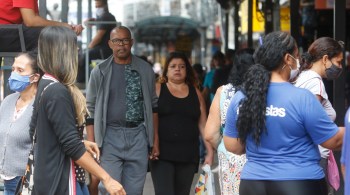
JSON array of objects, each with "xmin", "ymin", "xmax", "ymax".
[
  {"xmin": 3, "ymin": 92, "xmax": 20, "ymax": 101},
  {"xmin": 38, "ymin": 80, "xmax": 69, "ymax": 100},
  {"xmin": 222, "ymin": 83, "xmax": 236, "ymax": 93},
  {"xmin": 1, "ymin": 92, "xmax": 20, "ymax": 107},
  {"xmin": 295, "ymin": 70, "xmax": 322, "ymax": 86}
]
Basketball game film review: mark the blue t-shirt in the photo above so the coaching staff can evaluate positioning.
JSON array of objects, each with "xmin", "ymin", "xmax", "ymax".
[
  {"xmin": 224, "ymin": 82, "xmax": 338, "ymax": 180},
  {"xmin": 341, "ymin": 108, "xmax": 350, "ymax": 195}
]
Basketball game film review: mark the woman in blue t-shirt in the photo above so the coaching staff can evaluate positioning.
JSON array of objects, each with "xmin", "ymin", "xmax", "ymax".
[{"xmin": 223, "ymin": 31, "xmax": 344, "ymax": 195}]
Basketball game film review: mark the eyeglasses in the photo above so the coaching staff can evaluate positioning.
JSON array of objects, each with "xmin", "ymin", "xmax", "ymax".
[{"xmin": 110, "ymin": 38, "xmax": 132, "ymax": 45}]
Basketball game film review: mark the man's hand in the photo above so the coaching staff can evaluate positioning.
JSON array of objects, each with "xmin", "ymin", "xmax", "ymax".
[{"xmin": 71, "ymin": 24, "xmax": 84, "ymax": 35}]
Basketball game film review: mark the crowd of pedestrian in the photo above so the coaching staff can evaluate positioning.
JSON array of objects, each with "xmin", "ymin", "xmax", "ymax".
[{"xmin": 0, "ymin": 15, "xmax": 349, "ymax": 195}]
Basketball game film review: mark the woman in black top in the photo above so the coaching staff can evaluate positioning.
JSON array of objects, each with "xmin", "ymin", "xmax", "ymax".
[
  {"xmin": 150, "ymin": 51, "xmax": 214, "ymax": 195},
  {"xmin": 31, "ymin": 26, "xmax": 125, "ymax": 195}
]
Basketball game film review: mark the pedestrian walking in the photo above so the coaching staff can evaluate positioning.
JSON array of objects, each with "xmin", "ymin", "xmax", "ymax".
[
  {"xmin": 31, "ymin": 26, "xmax": 125, "ymax": 195},
  {"xmin": 86, "ymin": 26, "xmax": 158, "ymax": 195}
]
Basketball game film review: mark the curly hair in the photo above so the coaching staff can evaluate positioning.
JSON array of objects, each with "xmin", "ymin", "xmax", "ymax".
[
  {"xmin": 237, "ymin": 31, "xmax": 296, "ymax": 145},
  {"xmin": 227, "ymin": 48, "xmax": 255, "ymax": 87},
  {"xmin": 159, "ymin": 51, "xmax": 196, "ymax": 87},
  {"xmin": 300, "ymin": 37, "xmax": 344, "ymax": 72}
]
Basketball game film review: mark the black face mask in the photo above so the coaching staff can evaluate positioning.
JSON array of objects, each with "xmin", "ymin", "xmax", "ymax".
[{"xmin": 325, "ymin": 63, "xmax": 342, "ymax": 80}]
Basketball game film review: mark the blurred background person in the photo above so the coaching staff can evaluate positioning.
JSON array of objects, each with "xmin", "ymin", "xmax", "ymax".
[
  {"xmin": 47, "ymin": 3, "xmax": 61, "ymax": 21},
  {"xmin": 205, "ymin": 48, "xmax": 254, "ymax": 195},
  {"xmin": 210, "ymin": 49, "xmax": 236, "ymax": 96},
  {"xmin": 77, "ymin": 0, "xmax": 116, "ymax": 83},
  {"xmin": 202, "ymin": 50, "xmax": 225, "ymax": 105},
  {"xmin": 200, "ymin": 50, "xmax": 225, "ymax": 164},
  {"xmin": 294, "ymin": 37, "xmax": 344, "ymax": 194},
  {"xmin": 0, "ymin": 51, "xmax": 41, "ymax": 195},
  {"xmin": 192, "ymin": 63, "xmax": 205, "ymax": 91},
  {"xmin": 150, "ymin": 51, "xmax": 213, "ymax": 195},
  {"xmin": 0, "ymin": 0, "xmax": 83, "ymax": 52}
]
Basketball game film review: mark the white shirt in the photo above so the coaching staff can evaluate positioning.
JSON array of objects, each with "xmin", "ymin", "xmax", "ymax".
[{"xmin": 294, "ymin": 70, "xmax": 336, "ymax": 158}]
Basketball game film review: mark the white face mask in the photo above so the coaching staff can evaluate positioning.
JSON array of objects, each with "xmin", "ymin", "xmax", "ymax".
[
  {"xmin": 288, "ymin": 55, "xmax": 300, "ymax": 80},
  {"xmin": 96, "ymin": 8, "xmax": 104, "ymax": 17}
]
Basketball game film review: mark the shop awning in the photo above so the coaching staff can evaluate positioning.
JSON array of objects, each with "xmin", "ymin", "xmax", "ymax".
[{"xmin": 133, "ymin": 16, "xmax": 201, "ymax": 43}]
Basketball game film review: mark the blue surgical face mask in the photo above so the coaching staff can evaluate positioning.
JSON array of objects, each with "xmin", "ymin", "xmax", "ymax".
[{"xmin": 8, "ymin": 72, "xmax": 32, "ymax": 92}]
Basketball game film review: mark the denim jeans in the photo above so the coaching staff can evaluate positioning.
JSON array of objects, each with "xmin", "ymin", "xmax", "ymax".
[
  {"xmin": 4, "ymin": 176, "xmax": 21, "ymax": 195},
  {"xmin": 76, "ymin": 181, "xmax": 89, "ymax": 195}
]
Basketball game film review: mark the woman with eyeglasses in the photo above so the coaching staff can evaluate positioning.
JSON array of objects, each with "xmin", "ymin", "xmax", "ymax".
[
  {"xmin": 294, "ymin": 37, "xmax": 344, "ymax": 194},
  {"xmin": 0, "ymin": 51, "xmax": 41, "ymax": 195}
]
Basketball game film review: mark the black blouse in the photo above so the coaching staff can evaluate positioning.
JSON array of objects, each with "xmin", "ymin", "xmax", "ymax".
[{"xmin": 157, "ymin": 83, "xmax": 200, "ymax": 163}]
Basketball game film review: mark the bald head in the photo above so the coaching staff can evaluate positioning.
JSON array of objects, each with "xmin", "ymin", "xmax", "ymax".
[
  {"xmin": 108, "ymin": 25, "xmax": 134, "ymax": 64},
  {"xmin": 110, "ymin": 26, "xmax": 132, "ymax": 39}
]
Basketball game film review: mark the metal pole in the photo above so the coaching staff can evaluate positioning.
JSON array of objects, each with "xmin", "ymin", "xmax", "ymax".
[
  {"xmin": 234, "ymin": 1, "xmax": 239, "ymax": 50},
  {"xmin": 273, "ymin": 0, "xmax": 280, "ymax": 31},
  {"xmin": 61, "ymin": 0, "xmax": 69, "ymax": 23},
  {"xmin": 224, "ymin": 12, "xmax": 229, "ymax": 51},
  {"xmin": 247, "ymin": 0, "xmax": 253, "ymax": 48},
  {"xmin": 77, "ymin": 0, "xmax": 82, "ymax": 50},
  {"xmin": 85, "ymin": 0, "xmax": 93, "ymax": 85},
  {"xmin": 85, "ymin": 26, "xmax": 91, "ymax": 86},
  {"xmin": 88, "ymin": 0, "xmax": 92, "ymax": 19},
  {"xmin": 290, "ymin": 0, "xmax": 300, "ymax": 44},
  {"xmin": 199, "ymin": 27, "xmax": 206, "ymax": 66},
  {"xmin": 39, "ymin": 0, "xmax": 47, "ymax": 18},
  {"xmin": 333, "ymin": 0, "xmax": 346, "ymax": 126},
  {"xmin": 264, "ymin": 0, "xmax": 273, "ymax": 34},
  {"xmin": 77, "ymin": 0, "xmax": 82, "ymax": 25}
]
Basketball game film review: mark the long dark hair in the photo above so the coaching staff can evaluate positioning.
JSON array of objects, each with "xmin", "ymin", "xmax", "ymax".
[
  {"xmin": 237, "ymin": 31, "xmax": 296, "ymax": 145},
  {"xmin": 227, "ymin": 48, "xmax": 255, "ymax": 87},
  {"xmin": 300, "ymin": 37, "xmax": 344, "ymax": 71},
  {"xmin": 159, "ymin": 51, "xmax": 196, "ymax": 86}
]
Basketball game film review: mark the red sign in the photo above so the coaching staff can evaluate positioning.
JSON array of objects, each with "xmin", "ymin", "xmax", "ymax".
[{"xmin": 315, "ymin": 0, "xmax": 350, "ymax": 9}]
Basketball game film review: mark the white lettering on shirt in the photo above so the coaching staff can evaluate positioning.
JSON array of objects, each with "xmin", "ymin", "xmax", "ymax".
[{"xmin": 266, "ymin": 105, "xmax": 286, "ymax": 117}]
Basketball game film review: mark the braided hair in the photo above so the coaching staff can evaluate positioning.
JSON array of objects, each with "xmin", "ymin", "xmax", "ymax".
[{"xmin": 237, "ymin": 31, "xmax": 296, "ymax": 145}]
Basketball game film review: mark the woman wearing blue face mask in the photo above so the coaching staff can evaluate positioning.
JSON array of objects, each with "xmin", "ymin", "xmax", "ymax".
[
  {"xmin": 0, "ymin": 51, "xmax": 42, "ymax": 195},
  {"xmin": 294, "ymin": 37, "xmax": 344, "ymax": 195}
]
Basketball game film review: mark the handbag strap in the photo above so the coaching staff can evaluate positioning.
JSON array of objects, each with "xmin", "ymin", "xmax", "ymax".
[{"xmin": 31, "ymin": 81, "xmax": 58, "ymax": 146}]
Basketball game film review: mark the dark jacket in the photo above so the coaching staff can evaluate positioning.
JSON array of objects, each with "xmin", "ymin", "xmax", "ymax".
[{"xmin": 31, "ymin": 77, "xmax": 86, "ymax": 195}]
